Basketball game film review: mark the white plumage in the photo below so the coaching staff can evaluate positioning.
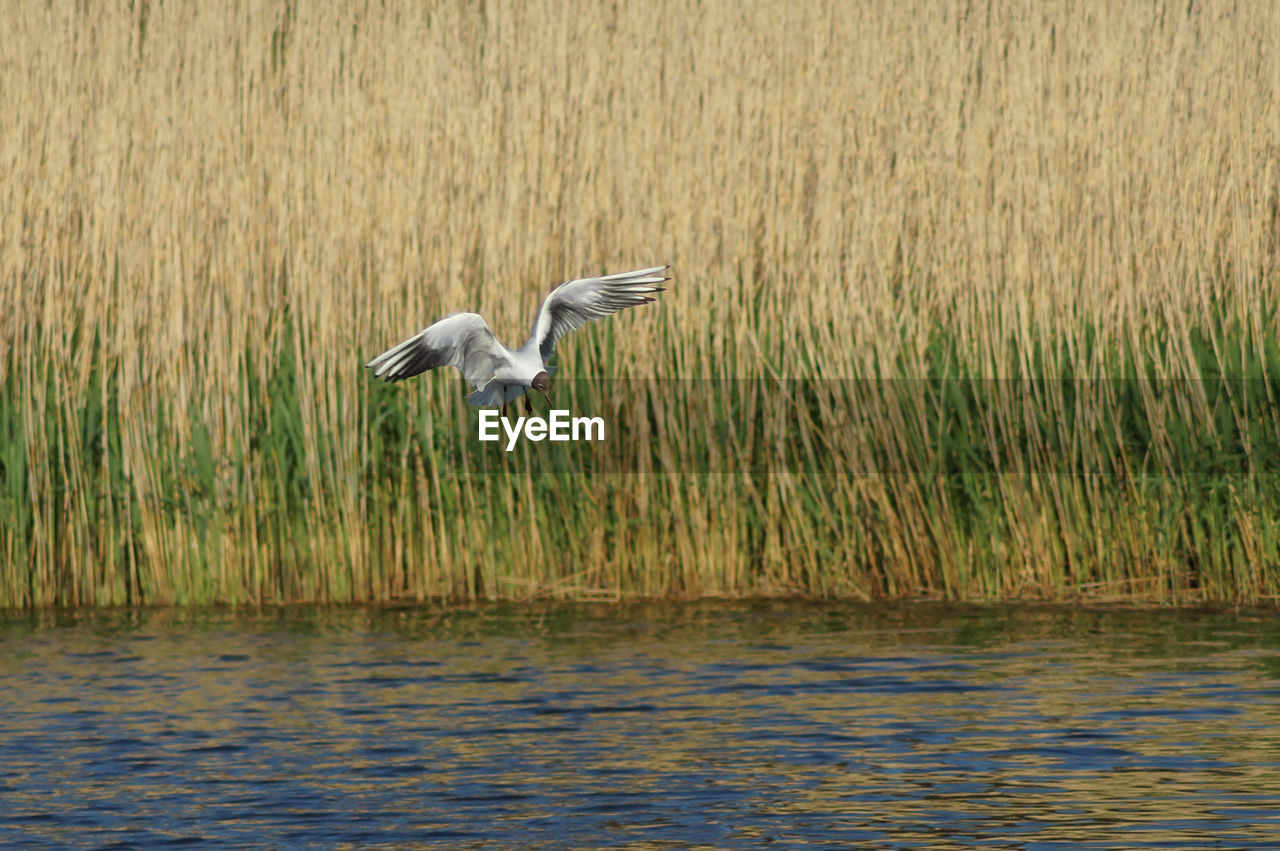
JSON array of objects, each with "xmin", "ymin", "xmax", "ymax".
[{"xmin": 366, "ymin": 266, "xmax": 669, "ymax": 409}]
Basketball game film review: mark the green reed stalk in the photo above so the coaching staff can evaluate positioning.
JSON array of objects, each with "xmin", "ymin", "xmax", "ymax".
[{"xmin": 3, "ymin": 0, "xmax": 1280, "ymax": 606}]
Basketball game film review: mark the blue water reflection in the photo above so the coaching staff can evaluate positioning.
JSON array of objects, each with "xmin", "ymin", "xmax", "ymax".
[{"xmin": 2, "ymin": 602, "xmax": 1279, "ymax": 848}]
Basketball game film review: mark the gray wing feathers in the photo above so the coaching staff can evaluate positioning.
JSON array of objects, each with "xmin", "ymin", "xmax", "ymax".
[
  {"xmin": 366, "ymin": 312, "xmax": 502, "ymax": 386},
  {"xmin": 532, "ymin": 265, "xmax": 669, "ymax": 361}
]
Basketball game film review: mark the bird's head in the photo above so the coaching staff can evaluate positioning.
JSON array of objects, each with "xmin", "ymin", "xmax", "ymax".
[{"xmin": 531, "ymin": 371, "xmax": 553, "ymax": 404}]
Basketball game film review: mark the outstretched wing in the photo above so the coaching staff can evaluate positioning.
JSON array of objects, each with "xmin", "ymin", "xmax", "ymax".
[
  {"xmin": 366, "ymin": 312, "xmax": 504, "ymax": 387},
  {"xmin": 530, "ymin": 265, "xmax": 669, "ymax": 362}
]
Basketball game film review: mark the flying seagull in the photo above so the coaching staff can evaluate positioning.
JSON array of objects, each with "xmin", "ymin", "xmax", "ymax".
[{"xmin": 366, "ymin": 265, "xmax": 669, "ymax": 414}]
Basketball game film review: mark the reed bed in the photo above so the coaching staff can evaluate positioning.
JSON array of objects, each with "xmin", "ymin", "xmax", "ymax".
[{"xmin": 2, "ymin": 0, "xmax": 1279, "ymax": 606}]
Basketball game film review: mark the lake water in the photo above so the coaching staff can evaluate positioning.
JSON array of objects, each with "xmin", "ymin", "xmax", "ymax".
[{"xmin": 1, "ymin": 602, "xmax": 1279, "ymax": 848}]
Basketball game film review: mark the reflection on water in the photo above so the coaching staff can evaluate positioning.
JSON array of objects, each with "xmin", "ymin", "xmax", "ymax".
[{"xmin": 2, "ymin": 602, "xmax": 1279, "ymax": 848}]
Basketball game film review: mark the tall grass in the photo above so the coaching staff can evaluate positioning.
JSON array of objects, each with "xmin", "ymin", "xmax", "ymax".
[{"xmin": 2, "ymin": 0, "xmax": 1279, "ymax": 606}]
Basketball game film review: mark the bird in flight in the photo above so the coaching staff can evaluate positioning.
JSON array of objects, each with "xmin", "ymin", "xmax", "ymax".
[{"xmin": 366, "ymin": 265, "xmax": 669, "ymax": 415}]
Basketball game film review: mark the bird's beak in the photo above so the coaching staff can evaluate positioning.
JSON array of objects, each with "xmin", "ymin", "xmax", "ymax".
[{"xmin": 538, "ymin": 387, "xmax": 552, "ymax": 406}]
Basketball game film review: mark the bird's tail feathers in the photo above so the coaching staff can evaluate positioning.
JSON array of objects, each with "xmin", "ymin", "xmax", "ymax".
[
  {"xmin": 465, "ymin": 384, "xmax": 502, "ymax": 407},
  {"xmin": 465, "ymin": 381, "xmax": 528, "ymax": 408}
]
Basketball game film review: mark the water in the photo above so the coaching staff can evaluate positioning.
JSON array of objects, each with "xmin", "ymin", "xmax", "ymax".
[{"xmin": 2, "ymin": 602, "xmax": 1279, "ymax": 849}]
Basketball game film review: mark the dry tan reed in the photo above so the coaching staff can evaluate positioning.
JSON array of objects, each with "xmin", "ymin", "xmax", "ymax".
[{"xmin": 2, "ymin": 0, "xmax": 1279, "ymax": 605}]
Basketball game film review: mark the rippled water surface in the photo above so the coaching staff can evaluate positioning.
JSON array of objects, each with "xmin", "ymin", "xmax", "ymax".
[{"xmin": 2, "ymin": 602, "xmax": 1280, "ymax": 848}]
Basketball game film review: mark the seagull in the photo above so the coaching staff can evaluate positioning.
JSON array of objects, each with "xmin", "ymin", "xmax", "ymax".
[{"xmin": 366, "ymin": 265, "xmax": 669, "ymax": 415}]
